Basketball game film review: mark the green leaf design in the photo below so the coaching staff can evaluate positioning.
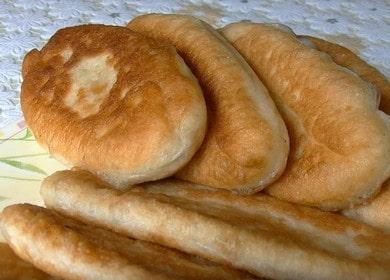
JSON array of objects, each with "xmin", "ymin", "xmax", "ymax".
[
  {"xmin": 2, "ymin": 129, "xmax": 35, "ymax": 141},
  {"xmin": 21, "ymin": 129, "xmax": 33, "ymax": 140},
  {"xmin": 0, "ymin": 153, "xmax": 48, "ymax": 160},
  {"xmin": 0, "ymin": 176, "xmax": 41, "ymax": 182},
  {"xmin": 0, "ymin": 195, "xmax": 7, "ymax": 202},
  {"xmin": 0, "ymin": 159, "xmax": 47, "ymax": 175}
]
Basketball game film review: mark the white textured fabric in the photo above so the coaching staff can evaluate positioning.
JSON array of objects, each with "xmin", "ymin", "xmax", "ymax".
[{"xmin": 0, "ymin": 0, "xmax": 389, "ymax": 129}]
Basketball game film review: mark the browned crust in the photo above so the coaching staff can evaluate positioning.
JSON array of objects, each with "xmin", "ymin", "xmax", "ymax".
[
  {"xmin": 1, "ymin": 203, "xmax": 257, "ymax": 280},
  {"xmin": 221, "ymin": 23, "xmax": 390, "ymax": 210},
  {"xmin": 300, "ymin": 35, "xmax": 390, "ymax": 114},
  {"xmin": 21, "ymin": 24, "xmax": 207, "ymax": 188},
  {"xmin": 127, "ymin": 14, "xmax": 289, "ymax": 194},
  {"xmin": 343, "ymin": 179, "xmax": 390, "ymax": 232},
  {"xmin": 41, "ymin": 170, "xmax": 390, "ymax": 279}
]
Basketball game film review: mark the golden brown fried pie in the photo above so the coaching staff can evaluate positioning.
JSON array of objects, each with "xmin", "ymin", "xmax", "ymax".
[
  {"xmin": 299, "ymin": 35, "xmax": 390, "ymax": 114},
  {"xmin": 41, "ymin": 170, "xmax": 390, "ymax": 280},
  {"xmin": 14, "ymin": 15, "xmax": 390, "ymax": 280},
  {"xmin": 221, "ymin": 22, "xmax": 390, "ymax": 210},
  {"xmin": 21, "ymin": 24, "xmax": 207, "ymax": 188},
  {"xmin": 128, "ymin": 14, "xmax": 289, "ymax": 194},
  {"xmin": 1, "ymin": 204, "xmax": 258, "ymax": 280},
  {"xmin": 343, "ymin": 179, "xmax": 390, "ymax": 232}
]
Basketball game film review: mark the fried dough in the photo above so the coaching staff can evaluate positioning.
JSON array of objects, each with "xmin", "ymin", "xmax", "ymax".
[
  {"xmin": 1, "ymin": 204, "xmax": 257, "ymax": 280},
  {"xmin": 343, "ymin": 179, "xmax": 390, "ymax": 232},
  {"xmin": 41, "ymin": 170, "xmax": 390, "ymax": 279},
  {"xmin": 0, "ymin": 242, "xmax": 54, "ymax": 280},
  {"xmin": 221, "ymin": 22, "xmax": 390, "ymax": 209},
  {"xmin": 299, "ymin": 35, "xmax": 390, "ymax": 114},
  {"xmin": 127, "ymin": 14, "xmax": 289, "ymax": 194},
  {"xmin": 21, "ymin": 24, "xmax": 207, "ymax": 188}
]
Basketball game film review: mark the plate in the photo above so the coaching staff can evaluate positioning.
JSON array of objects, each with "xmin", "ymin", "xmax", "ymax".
[{"xmin": 0, "ymin": 123, "xmax": 66, "ymax": 241}]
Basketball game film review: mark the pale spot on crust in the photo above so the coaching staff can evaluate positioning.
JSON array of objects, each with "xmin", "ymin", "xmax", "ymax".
[
  {"xmin": 290, "ymin": 90, "xmax": 301, "ymax": 102},
  {"xmin": 44, "ymin": 88, "xmax": 55, "ymax": 103},
  {"xmin": 119, "ymin": 87, "xmax": 128, "ymax": 99},
  {"xmin": 131, "ymin": 94, "xmax": 143, "ymax": 107},
  {"xmin": 94, "ymin": 125, "xmax": 110, "ymax": 139},
  {"xmin": 176, "ymin": 54, "xmax": 194, "ymax": 79},
  {"xmin": 282, "ymin": 105, "xmax": 306, "ymax": 160},
  {"xmin": 65, "ymin": 53, "xmax": 117, "ymax": 118},
  {"xmin": 61, "ymin": 49, "xmax": 73, "ymax": 63}
]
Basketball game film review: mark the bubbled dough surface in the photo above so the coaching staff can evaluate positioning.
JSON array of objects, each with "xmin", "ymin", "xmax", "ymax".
[
  {"xmin": 221, "ymin": 23, "xmax": 390, "ymax": 209},
  {"xmin": 65, "ymin": 53, "xmax": 117, "ymax": 118},
  {"xmin": 40, "ymin": 170, "xmax": 390, "ymax": 280},
  {"xmin": 1, "ymin": 204, "xmax": 256, "ymax": 280},
  {"xmin": 343, "ymin": 180, "xmax": 390, "ymax": 232},
  {"xmin": 21, "ymin": 24, "xmax": 206, "ymax": 186},
  {"xmin": 128, "ymin": 14, "xmax": 289, "ymax": 193}
]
